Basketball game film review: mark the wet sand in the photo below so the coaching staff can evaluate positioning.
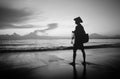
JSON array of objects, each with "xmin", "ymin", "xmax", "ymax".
[{"xmin": 0, "ymin": 48, "xmax": 120, "ymax": 79}]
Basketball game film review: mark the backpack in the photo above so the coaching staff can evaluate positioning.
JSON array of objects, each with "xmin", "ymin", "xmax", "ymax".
[{"xmin": 82, "ymin": 33, "xmax": 89, "ymax": 43}]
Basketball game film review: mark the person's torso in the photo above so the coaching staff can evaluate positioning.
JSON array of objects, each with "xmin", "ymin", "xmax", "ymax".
[{"xmin": 74, "ymin": 25, "xmax": 85, "ymax": 38}]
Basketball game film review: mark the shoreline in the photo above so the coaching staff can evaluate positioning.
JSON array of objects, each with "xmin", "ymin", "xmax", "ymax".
[{"xmin": 0, "ymin": 43, "xmax": 120, "ymax": 53}]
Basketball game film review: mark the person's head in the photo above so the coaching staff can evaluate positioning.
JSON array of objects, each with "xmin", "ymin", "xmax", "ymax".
[{"xmin": 74, "ymin": 17, "xmax": 83, "ymax": 25}]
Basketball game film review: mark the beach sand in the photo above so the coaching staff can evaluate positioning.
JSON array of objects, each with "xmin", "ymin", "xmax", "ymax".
[{"xmin": 0, "ymin": 48, "xmax": 120, "ymax": 79}]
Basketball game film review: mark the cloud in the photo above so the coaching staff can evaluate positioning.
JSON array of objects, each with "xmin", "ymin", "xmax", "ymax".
[
  {"xmin": 0, "ymin": 6, "xmax": 33, "ymax": 29},
  {"xmin": 0, "ymin": 24, "xmax": 34, "ymax": 29},
  {"xmin": 36, "ymin": 23, "xmax": 58, "ymax": 33},
  {"xmin": 31, "ymin": 23, "xmax": 58, "ymax": 36}
]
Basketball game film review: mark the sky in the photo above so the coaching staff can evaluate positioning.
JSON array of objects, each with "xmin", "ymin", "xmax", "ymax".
[{"xmin": 0, "ymin": 0, "xmax": 120, "ymax": 36}]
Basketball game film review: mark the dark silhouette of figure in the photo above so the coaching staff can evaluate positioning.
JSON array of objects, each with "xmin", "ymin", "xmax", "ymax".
[
  {"xmin": 71, "ymin": 17, "xmax": 86, "ymax": 65},
  {"xmin": 72, "ymin": 63, "xmax": 87, "ymax": 79}
]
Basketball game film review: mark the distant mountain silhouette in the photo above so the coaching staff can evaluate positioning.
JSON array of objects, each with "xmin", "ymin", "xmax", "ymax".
[
  {"xmin": 89, "ymin": 33, "xmax": 120, "ymax": 39},
  {"xmin": 0, "ymin": 32, "xmax": 120, "ymax": 40},
  {"xmin": 22, "ymin": 31, "xmax": 41, "ymax": 39},
  {"xmin": 89, "ymin": 33, "xmax": 109, "ymax": 39},
  {"xmin": 0, "ymin": 33, "xmax": 21, "ymax": 40}
]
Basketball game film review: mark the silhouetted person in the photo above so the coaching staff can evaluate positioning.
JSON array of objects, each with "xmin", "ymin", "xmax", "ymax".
[{"xmin": 71, "ymin": 17, "xmax": 86, "ymax": 65}]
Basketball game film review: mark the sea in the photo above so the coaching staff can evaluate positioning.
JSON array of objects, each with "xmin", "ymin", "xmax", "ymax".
[{"xmin": 0, "ymin": 39, "xmax": 120, "ymax": 52}]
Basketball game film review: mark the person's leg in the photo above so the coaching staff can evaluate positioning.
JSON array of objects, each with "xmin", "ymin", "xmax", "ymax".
[
  {"xmin": 73, "ymin": 49, "xmax": 77, "ymax": 63},
  {"xmin": 81, "ymin": 48, "xmax": 86, "ymax": 64}
]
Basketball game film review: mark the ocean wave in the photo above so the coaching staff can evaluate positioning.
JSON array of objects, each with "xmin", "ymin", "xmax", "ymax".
[{"xmin": 0, "ymin": 43, "xmax": 120, "ymax": 53}]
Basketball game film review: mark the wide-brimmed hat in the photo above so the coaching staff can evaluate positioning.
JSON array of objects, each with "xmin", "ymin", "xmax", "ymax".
[{"xmin": 74, "ymin": 17, "xmax": 83, "ymax": 23}]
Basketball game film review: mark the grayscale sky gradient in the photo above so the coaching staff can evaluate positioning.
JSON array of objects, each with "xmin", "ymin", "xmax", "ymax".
[{"xmin": 0, "ymin": 0, "xmax": 120, "ymax": 36}]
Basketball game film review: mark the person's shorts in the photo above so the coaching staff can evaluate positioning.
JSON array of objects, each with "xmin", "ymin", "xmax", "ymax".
[{"xmin": 73, "ymin": 43, "xmax": 84, "ymax": 50}]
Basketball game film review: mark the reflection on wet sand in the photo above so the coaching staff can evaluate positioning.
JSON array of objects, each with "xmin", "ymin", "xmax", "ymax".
[
  {"xmin": 1, "ymin": 48, "xmax": 120, "ymax": 79},
  {"xmin": 72, "ymin": 63, "xmax": 86, "ymax": 79}
]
